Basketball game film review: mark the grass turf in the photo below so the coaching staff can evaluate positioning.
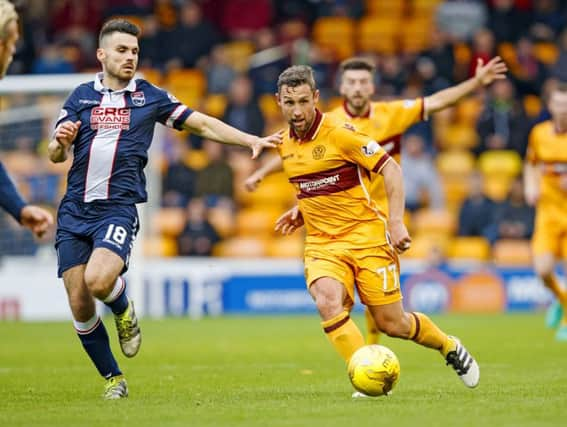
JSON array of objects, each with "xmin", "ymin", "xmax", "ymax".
[{"xmin": 1, "ymin": 313, "xmax": 566, "ymax": 427}]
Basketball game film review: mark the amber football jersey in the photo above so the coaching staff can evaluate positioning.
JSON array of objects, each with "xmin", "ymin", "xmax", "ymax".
[
  {"xmin": 277, "ymin": 109, "xmax": 393, "ymax": 248},
  {"xmin": 328, "ymin": 99, "xmax": 425, "ymax": 205},
  {"xmin": 526, "ymin": 121, "xmax": 567, "ymax": 212}
]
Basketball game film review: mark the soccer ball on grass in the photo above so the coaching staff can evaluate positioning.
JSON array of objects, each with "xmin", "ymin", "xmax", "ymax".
[{"xmin": 347, "ymin": 344, "xmax": 400, "ymax": 396}]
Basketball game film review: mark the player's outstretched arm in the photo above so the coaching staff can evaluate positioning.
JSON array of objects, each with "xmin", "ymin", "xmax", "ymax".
[
  {"xmin": 424, "ymin": 56, "xmax": 508, "ymax": 115},
  {"xmin": 381, "ymin": 159, "xmax": 411, "ymax": 253},
  {"xmin": 524, "ymin": 163, "xmax": 540, "ymax": 206},
  {"xmin": 48, "ymin": 120, "xmax": 81, "ymax": 163},
  {"xmin": 244, "ymin": 154, "xmax": 284, "ymax": 191},
  {"xmin": 183, "ymin": 111, "xmax": 281, "ymax": 159}
]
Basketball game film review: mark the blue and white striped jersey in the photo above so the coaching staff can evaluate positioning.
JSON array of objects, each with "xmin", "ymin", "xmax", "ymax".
[{"xmin": 55, "ymin": 73, "xmax": 193, "ymax": 204}]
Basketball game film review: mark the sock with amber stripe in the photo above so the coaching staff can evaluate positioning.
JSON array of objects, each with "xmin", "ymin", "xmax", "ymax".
[
  {"xmin": 543, "ymin": 275, "xmax": 567, "ymax": 307},
  {"xmin": 321, "ymin": 311, "xmax": 365, "ymax": 362},
  {"xmin": 364, "ymin": 307, "xmax": 381, "ymax": 344},
  {"xmin": 408, "ymin": 312, "xmax": 455, "ymax": 357}
]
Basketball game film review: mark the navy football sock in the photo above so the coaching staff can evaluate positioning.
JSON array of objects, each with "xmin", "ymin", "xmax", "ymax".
[{"xmin": 75, "ymin": 315, "xmax": 122, "ymax": 379}]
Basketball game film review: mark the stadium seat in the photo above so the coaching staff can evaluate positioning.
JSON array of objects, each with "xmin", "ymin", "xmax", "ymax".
[
  {"xmin": 436, "ymin": 122, "xmax": 479, "ymax": 150},
  {"xmin": 139, "ymin": 68, "xmax": 162, "ymax": 85},
  {"xmin": 523, "ymin": 94, "xmax": 542, "ymax": 118},
  {"xmin": 183, "ymin": 149, "xmax": 209, "ymax": 171},
  {"xmin": 497, "ymin": 42, "xmax": 517, "ymax": 65},
  {"xmin": 143, "ymin": 235, "xmax": 178, "ymax": 257},
  {"xmin": 478, "ymin": 150, "xmax": 522, "ymax": 179},
  {"xmin": 411, "ymin": 0, "xmax": 443, "ymax": 16},
  {"xmin": 203, "ymin": 94, "xmax": 227, "ymax": 118},
  {"xmin": 267, "ymin": 235, "xmax": 304, "ymax": 258},
  {"xmin": 448, "ymin": 236, "xmax": 491, "ymax": 261},
  {"xmin": 166, "ymin": 68, "xmax": 206, "ymax": 94},
  {"xmin": 365, "ymin": 0, "xmax": 405, "ymax": 18},
  {"xmin": 151, "ymin": 207, "xmax": 186, "ymax": 237},
  {"xmin": 223, "ymin": 40, "xmax": 255, "ymax": 72},
  {"xmin": 259, "ymin": 94, "xmax": 281, "ymax": 122},
  {"xmin": 208, "ymin": 204, "xmax": 236, "ymax": 238},
  {"xmin": 533, "ymin": 42, "xmax": 559, "ymax": 65},
  {"xmin": 357, "ymin": 16, "xmax": 399, "ymax": 55},
  {"xmin": 456, "ymin": 97, "xmax": 482, "ymax": 125},
  {"xmin": 453, "ymin": 43, "xmax": 472, "ymax": 66},
  {"xmin": 403, "ymin": 233, "xmax": 449, "ymax": 260},
  {"xmin": 436, "ymin": 150, "xmax": 476, "ymax": 177},
  {"xmin": 412, "ymin": 208, "xmax": 457, "ymax": 236},
  {"xmin": 483, "ymin": 175, "xmax": 513, "ymax": 201},
  {"xmin": 400, "ymin": 17, "xmax": 433, "ymax": 54},
  {"xmin": 235, "ymin": 207, "xmax": 283, "ymax": 236},
  {"xmin": 312, "ymin": 16, "xmax": 355, "ymax": 60},
  {"xmin": 492, "ymin": 239, "xmax": 532, "ymax": 266},
  {"xmin": 441, "ymin": 176, "xmax": 470, "ymax": 213},
  {"xmin": 213, "ymin": 237, "xmax": 268, "ymax": 257}
]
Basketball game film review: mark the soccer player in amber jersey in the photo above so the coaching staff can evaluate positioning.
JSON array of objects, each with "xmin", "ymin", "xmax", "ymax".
[
  {"xmin": 272, "ymin": 65, "xmax": 480, "ymax": 394},
  {"xmin": 524, "ymin": 84, "xmax": 567, "ymax": 341},
  {"xmin": 246, "ymin": 56, "xmax": 508, "ymax": 343}
]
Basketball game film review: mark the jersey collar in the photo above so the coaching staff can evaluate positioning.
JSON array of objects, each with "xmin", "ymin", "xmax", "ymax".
[
  {"xmin": 343, "ymin": 100, "xmax": 371, "ymax": 118},
  {"xmin": 289, "ymin": 109, "xmax": 324, "ymax": 142},
  {"xmin": 94, "ymin": 72, "xmax": 137, "ymax": 93}
]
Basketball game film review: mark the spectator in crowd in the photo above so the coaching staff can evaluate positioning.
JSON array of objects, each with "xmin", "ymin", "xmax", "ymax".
[
  {"xmin": 378, "ymin": 55, "xmax": 407, "ymax": 96},
  {"xmin": 475, "ymin": 79, "xmax": 529, "ymax": 156},
  {"xmin": 162, "ymin": 141, "xmax": 197, "ymax": 208},
  {"xmin": 553, "ymin": 29, "xmax": 567, "ymax": 81},
  {"xmin": 458, "ymin": 172, "xmax": 498, "ymax": 238},
  {"xmin": 530, "ymin": 0, "xmax": 565, "ymax": 41},
  {"xmin": 32, "ymin": 44, "xmax": 75, "ymax": 74},
  {"xmin": 177, "ymin": 197, "xmax": 220, "ymax": 256},
  {"xmin": 222, "ymin": 75, "xmax": 265, "ymax": 135},
  {"xmin": 436, "ymin": 0, "xmax": 487, "ymax": 41},
  {"xmin": 420, "ymin": 28, "xmax": 455, "ymax": 85},
  {"xmin": 485, "ymin": 176, "xmax": 534, "ymax": 244},
  {"xmin": 510, "ymin": 37, "xmax": 548, "ymax": 96},
  {"xmin": 194, "ymin": 139, "xmax": 234, "ymax": 204},
  {"xmin": 488, "ymin": 0, "xmax": 531, "ymax": 44},
  {"xmin": 138, "ymin": 15, "xmax": 161, "ymax": 69},
  {"xmin": 206, "ymin": 45, "xmax": 237, "ymax": 94},
  {"xmin": 468, "ymin": 28, "xmax": 496, "ymax": 78},
  {"xmin": 402, "ymin": 134, "xmax": 445, "ymax": 212}
]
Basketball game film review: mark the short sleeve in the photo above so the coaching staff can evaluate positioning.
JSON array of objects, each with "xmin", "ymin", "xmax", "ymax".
[
  {"xmin": 525, "ymin": 127, "xmax": 538, "ymax": 164},
  {"xmin": 377, "ymin": 98, "xmax": 425, "ymax": 137},
  {"xmin": 155, "ymin": 89, "xmax": 193, "ymax": 130},
  {"xmin": 55, "ymin": 88, "xmax": 81, "ymax": 129},
  {"xmin": 335, "ymin": 125, "xmax": 391, "ymax": 173}
]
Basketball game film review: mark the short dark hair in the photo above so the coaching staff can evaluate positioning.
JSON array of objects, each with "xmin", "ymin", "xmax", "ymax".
[
  {"xmin": 277, "ymin": 65, "xmax": 317, "ymax": 93},
  {"xmin": 339, "ymin": 57, "xmax": 376, "ymax": 76},
  {"xmin": 99, "ymin": 19, "xmax": 140, "ymax": 45}
]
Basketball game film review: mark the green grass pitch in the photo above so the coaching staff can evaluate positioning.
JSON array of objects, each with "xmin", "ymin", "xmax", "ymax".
[{"xmin": 1, "ymin": 313, "xmax": 566, "ymax": 426}]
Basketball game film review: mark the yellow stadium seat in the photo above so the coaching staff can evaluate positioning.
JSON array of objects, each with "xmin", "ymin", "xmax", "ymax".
[
  {"xmin": 478, "ymin": 150, "xmax": 522, "ymax": 178},
  {"xmin": 523, "ymin": 94, "xmax": 542, "ymax": 118},
  {"xmin": 208, "ymin": 204, "xmax": 236, "ymax": 238},
  {"xmin": 482, "ymin": 175, "xmax": 513, "ymax": 201},
  {"xmin": 166, "ymin": 68, "xmax": 206, "ymax": 94},
  {"xmin": 411, "ymin": 0, "xmax": 443, "ymax": 16},
  {"xmin": 456, "ymin": 97, "xmax": 482, "ymax": 125},
  {"xmin": 140, "ymin": 68, "xmax": 162, "ymax": 85},
  {"xmin": 267, "ymin": 235, "xmax": 304, "ymax": 258},
  {"xmin": 403, "ymin": 233, "xmax": 449, "ymax": 260},
  {"xmin": 357, "ymin": 16, "xmax": 399, "ymax": 55},
  {"xmin": 213, "ymin": 237, "xmax": 268, "ymax": 257},
  {"xmin": 412, "ymin": 209, "xmax": 457, "ymax": 236},
  {"xmin": 492, "ymin": 239, "xmax": 532, "ymax": 266},
  {"xmin": 436, "ymin": 150, "xmax": 476, "ymax": 177},
  {"xmin": 312, "ymin": 16, "xmax": 355, "ymax": 60},
  {"xmin": 151, "ymin": 207, "xmax": 186, "ymax": 237},
  {"xmin": 436, "ymin": 122, "xmax": 479, "ymax": 150},
  {"xmin": 236, "ymin": 208, "xmax": 283, "ymax": 236},
  {"xmin": 259, "ymin": 94, "xmax": 280, "ymax": 122},
  {"xmin": 203, "ymin": 94, "xmax": 227, "ymax": 118},
  {"xmin": 442, "ymin": 176, "xmax": 470, "ymax": 212},
  {"xmin": 365, "ymin": 0, "xmax": 405, "ymax": 18},
  {"xmin": 183, "ymin": 149, "xmax": 209, "ymax": 171},
  {"xmin": 498, "ymin": 42, "xmax": 517, "ymax": 65},
  {"xmin": 534, "ymin": 42, "xmax": 559, "ymax": 65},
  {"xmin": 448, "ymin": 236, "xmax": 491, "ymax": 261},
  {"xmin": 223, "ymin": 40, "xmax": 255, "ymax": 72},
  {"xmin": 143, "ymin": 236, "xmax": 178, "ymax": 257},
  {"xmin": 454, "ymin": 43, "xmax": 471, "ymax": 66},
  {"xmin": 400, "ymin": 17, "xmax": 434, "ymax": 53}
]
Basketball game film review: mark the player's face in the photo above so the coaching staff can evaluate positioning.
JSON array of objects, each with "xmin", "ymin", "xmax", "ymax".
[
  {"xmin": 277, "ymin": 84, "xmax": 320, "ymax": 135},
  {"xmin": 549, "ymin": 91, "xmax": 567, "ymax": 130},
  {"xmin": 340, "ymin": 69, "xmax": 374, "ymax": 110},
  {"xmin": 0, "ymin": 19, "xmax": 19, "ymax": 79},
  {"xmin": 97, "ymin": 32, "xmax": 139, "ymax": 82}
]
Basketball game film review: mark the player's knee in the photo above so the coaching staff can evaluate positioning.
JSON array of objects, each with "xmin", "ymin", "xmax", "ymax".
[
  {"xmin": 84, "ymin": 270, "xmax": 112, "ymax": 299},
  {"xmin": 314, "ymin": 293, "xmax": 343, "ymax": 317}
]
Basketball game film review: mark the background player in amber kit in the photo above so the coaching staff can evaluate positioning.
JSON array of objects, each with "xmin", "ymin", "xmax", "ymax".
[
  {"xmin": 48, "ymin": 19, "xmax": 279, "ymax": 399},
  {"xmin": 525, "ymin": 84, "xmax": 567, "ymax": 341},
  {"xmin": 273, "ymin": 65, "xmax": 479, "ymax": 395},
  {"xmin": 246, "ymin": 56, "xmax": 507, "ymax": 343},
  {"xmin": 0, "ymin": 0, "xmax": 53, "ymax": 238}
]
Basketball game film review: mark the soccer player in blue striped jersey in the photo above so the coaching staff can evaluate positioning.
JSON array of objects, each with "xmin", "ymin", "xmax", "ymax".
[
  {"xmin": 0, "ymin": 0, "xmax": 53, "ymax": 238},
  {"xmin": 48, "ymin": 19, "xmax": 280, "ymax": 399}
]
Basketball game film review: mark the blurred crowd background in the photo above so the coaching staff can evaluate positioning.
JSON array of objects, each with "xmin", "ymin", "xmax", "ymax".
[{"xmin": 1, "ymin": 0, "xmax": 566, "ymax": 265}]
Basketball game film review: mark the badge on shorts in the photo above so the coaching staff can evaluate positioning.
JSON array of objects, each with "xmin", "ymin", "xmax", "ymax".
[
  {"xmin": 131, "ymin": 91, "xmax": 146, "ymax": 106},
  {"xmin": 312, "ymin": 145, "xmax": 326, "ymax": 160}
]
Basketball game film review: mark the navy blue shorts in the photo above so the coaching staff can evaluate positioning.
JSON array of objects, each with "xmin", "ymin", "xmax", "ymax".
[{"xmin": 55, "ymin": 199, "xmax": 140, "ymax": 277}]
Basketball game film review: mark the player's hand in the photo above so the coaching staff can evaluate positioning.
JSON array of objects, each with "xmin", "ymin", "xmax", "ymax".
[
  {"xmin": 474, "ymin": 57, "xmax": 508, "ymax": 86},
  {"xmin": 250, "ymin": 131, "xmax": 283, "ymax": 159},
  {"xmin": 244, "ymin": 172, "xmax": 263, "ymax": 192},
  {"xmin": 20, "ymin": 205, "xmax": 54, "ymax": 238},
  {"xmin": 388, "ymin": 220, "xmax": 411, "ymax": 254},
  {"xmin": 275, "ymin": 205, "xmax": 304, "ymax": 235},
  {"xmin": 55, "ymin": 120, "xmax": 81, "ymax": 147}
]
